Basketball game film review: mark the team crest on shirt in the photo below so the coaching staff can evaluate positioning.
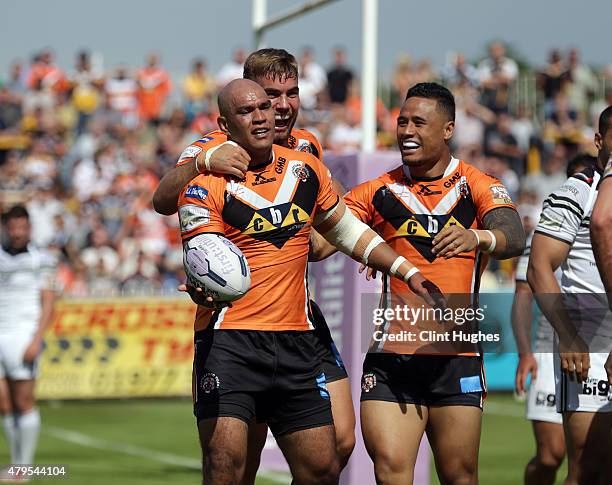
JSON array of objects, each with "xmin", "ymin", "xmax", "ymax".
[
  {"xmin": 361, "ymin": 373, "xmax": 377, "ymax": 393},
  {"xmin": 201, "ymin": 372, "xmax": 220, "ymax": 393},
  {"xmin": 292, "ymin": 163, "xmax": 309, "ymax": 182}
]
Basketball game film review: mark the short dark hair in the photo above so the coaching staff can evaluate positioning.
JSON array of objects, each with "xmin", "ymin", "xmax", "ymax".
[
  {"xmin": 405, "ymin": 82, "xmax": 455, "ymax": 121},
  {"xmin": 598, "ymin": 105, "xmax": 612, "ymax": 136},
  {"xmin": 566, "ymin": 154, "xmax": 596, "ymax": 178},
  {"xmin": 2, "ymin": 205, "xmax": 29, "ymax": 224},
  {"xmin": 243, "ymin": 48, "xmax": 298, "ymax": 82}
]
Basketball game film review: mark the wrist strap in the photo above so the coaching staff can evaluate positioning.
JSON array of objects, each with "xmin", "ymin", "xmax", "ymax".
[
  {"xmin": 469, "ymin": 228, "xmax": 496, "ymax": 253},
  {"xmin": 484, "ymin": 230, "xmax": 497, "ymax": 253},
  {"xmin": 203, "ymin": 141, "xmax": 238, "ymax": 172},
  {"xmin": 403, "ymin": 266, "xmax": 420, "ymax": 283}
]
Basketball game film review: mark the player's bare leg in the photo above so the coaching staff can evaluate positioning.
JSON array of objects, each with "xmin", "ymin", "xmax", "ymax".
[
  {"xmin": 563, "ymin": 411, "xmax": 612, "ymax": 485},
  {"xmin": 275, "ymin": 424, "xmax": 340, "ymax": 485},
  {"xmin": 427, "ymin": 405, "xmax": 481, "ymax": 485},
  {"xmin": 7, "ymin": 379, "xmax": 39, "ymax": 465},
  {"xmin": 361, "ymin": 401, "xmax": 428, "ymax": 484},
  {"xmin": 241, "ymin": 422, "xmax": 267, "ymax": 485},
  {"xmin": 328, "ymin": 378, "xmax": 356, "ymax": 468},
  {"xmin": 0, "ymin": 378, "xmax": 18, "ymax": 466},
  {"xmin": 198, "ymin": 417, "xmax": 249, "ymax": 485},
  {"xmin": 524, "ymin": 421, "xmax": 565, "ymax": 485}
]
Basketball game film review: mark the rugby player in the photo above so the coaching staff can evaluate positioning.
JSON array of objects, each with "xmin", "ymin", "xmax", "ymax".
[
  {"xmin": 512, "ymin": 155, "xmax": 595, "ymax": 485},
  {"xmin": 0, "ymin": 206, "xmax": 57, "ymax": 471},
  {"xmin": 311, "ymin": 83, "xmax": 525, "ymax": 484},
  {"xmin": 527, "ymin": 107, "xmax": 612, "ymax": 485},
  {"xmin": 180, "ymin": 79, "xmax": 441, "ymax": 485},
  {"xmin": 589, "ymin": 106, "xmax": 612, "ymax": 385},
  {"xmin": 152, "ymin": 48, "xmax": 357, "ymax": 480}
]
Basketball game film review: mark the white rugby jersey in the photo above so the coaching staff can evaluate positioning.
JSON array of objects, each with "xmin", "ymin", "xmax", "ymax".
[
  {"xmin": 534, "ymin": 167, "xmax": 612, "ymax": 344},
  {"xmin": 515, "ymin": 233, "xmax": 556, "ymax": 352},
  {"xmin": 0, "ymin": 244, "xmax": 57, "ymax": 332}
]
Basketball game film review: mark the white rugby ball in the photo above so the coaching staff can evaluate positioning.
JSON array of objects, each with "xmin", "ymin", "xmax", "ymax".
[{"xmin": 183, "ymin": 234, "xmax": 251, "ymax": 302}]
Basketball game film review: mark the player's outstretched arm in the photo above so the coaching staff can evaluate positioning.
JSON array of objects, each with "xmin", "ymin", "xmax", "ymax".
[
  {"xmin": 590, "ymin": 177, "xmax": 612, "ymax": 306},
  {"xmin": 527, "ymin": 233, "xmax": 589, "ymax": 382},
  {"xmin": 432, "ymin": 207, "xmax": 525, "ymax": 260},
  {"xmin": 152, "ymin": 143, "xmax": 250, "ymax": 216},
  {"xmin": 313, "ymin": 200, "xmax": 444, "ymax": 307}
]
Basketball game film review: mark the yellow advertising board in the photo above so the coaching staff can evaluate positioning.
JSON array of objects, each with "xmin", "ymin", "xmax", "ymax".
[{"xmin": 37, "ymin": 297, "xmax": 196, "ymax": 399}]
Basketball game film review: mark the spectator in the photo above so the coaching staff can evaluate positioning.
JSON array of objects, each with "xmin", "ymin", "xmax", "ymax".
[
  {"xmin": 327, "ymin": 47, "xmax": 354, "ymax": 105},
  {"xmin": 70, "ymin": 50, "xmax": 104, "ymax": 134},
  {"xmin": 477, "ymin": 42, "xmax": 518, "ymax": 113},
  {"xmin": 136, "ymin": 53, "xmax": 172, "ymax": 123},
  {"xmin": 522, "ymin": 144, "xmax": 568, "ymax": 204},
  {"xmin": 25, "ymin": 49, "xmax": 68, "ymax": 95},
  {"xmin": 566, "ymin": 48, "xmax": 598, "ymax": 119},
  {"xmin": 299, "ymin": 47, "xmax": 327, "ymax": 110},
  {"xmin": 390, "ymin": 55, "xmax": 414, "ymax": 108},
  {"xmin": 538, "ymin": 49, "xmax": 571, "ymax": 119},
  {"xmin": 327, "ymin": 104, "xmax": 361, "ymax": 152},
  {"xmin": 182, "ymin": 58, "xmax": 216, "ymax": 121},
  {"xmin": 216, "ymin": 47, "xmax": 246, "ymax": 87},
  {"xmin": 484, "ymin": 113, "xmax": 523, "ymax": 172},
  {"xmin": 442, "ymin": 52, "xmax": 479, "ymax": 88},
  {"xmin": 105, "ymin": 66, "xmax": 139, "ymax": 128},
  {"xmin": 0, "ymin": 151, "xmax": 27, "ymax": 209}
]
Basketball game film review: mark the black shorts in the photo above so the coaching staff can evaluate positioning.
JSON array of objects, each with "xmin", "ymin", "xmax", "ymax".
[
  {"xmin": 310, "ymin": 300, "xmax": 348, "ymax": 383},
  {"xmin": 193, "ymin": 328, "xmax": 333, "ymax": 437},
  {"xmin": 360, "ymin": 353, "xmax": 486, "ymax": 408}
]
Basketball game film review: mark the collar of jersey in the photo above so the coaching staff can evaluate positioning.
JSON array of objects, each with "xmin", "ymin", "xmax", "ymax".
[{"xmin": 402, "ymin": 156, "xmax": 460, "ymax": 183}]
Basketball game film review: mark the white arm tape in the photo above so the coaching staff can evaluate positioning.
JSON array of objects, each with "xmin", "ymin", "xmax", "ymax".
[
  {"xmin": 390, "ymin": 256, "xmax": 406, "ymax": 275},
  {"xmin": 363, "ymin": 234, "xmax": 385, "ymax": 264},
  {"xmin": 315, "ymin": 206, "xmax": 372, "ymax": 260},
  {"xmin": 484, "ymin": 230, "xmax": 497, "ymax": 253},
  {"xmin": 390, "ymin": 256, "xmax": 420, "ymax": 282},
  {"xmin": 203, "ymin": 141, "xmax": 238, "ymax": 171}
]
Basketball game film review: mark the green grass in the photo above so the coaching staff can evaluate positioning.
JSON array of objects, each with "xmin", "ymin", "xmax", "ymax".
[{"xmin": 0, "ymin": 394, "xmax": 566, "ymax": 484}]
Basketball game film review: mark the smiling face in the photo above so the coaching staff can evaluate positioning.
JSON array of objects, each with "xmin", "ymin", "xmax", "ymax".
[
  {"xmin": 218, "ymin": 79, "xmax": 275, "ymax": 160},
  {"xmin": 396, "ymin": 96, "xmax": 454, "ymax": 171},
  {"xmin": 5, "ymin": 216, "xmax": 30, "ymax": 251},
  {"xmin": 254, "ymin": 74, "xmax": 300, "ymax": 145}
]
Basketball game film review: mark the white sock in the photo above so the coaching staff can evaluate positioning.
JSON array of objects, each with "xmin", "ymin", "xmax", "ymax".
[
  {"xmin": 2, "ymin": 414, "xmax": 19, "ymax": 464},
  {"xmin": 15, "ymin": 409, "xmax": 40, "ymax": 465}
]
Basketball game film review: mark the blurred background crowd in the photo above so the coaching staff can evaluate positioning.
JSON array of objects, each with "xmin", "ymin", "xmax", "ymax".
[{"xmin": 1, "ymin": 43, "xmax": 611, "ymax": 295}]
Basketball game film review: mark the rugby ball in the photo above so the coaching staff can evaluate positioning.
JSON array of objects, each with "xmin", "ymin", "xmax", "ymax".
[{"xmin": 183, "ymin": 234, "xmax": 251, "ymax": 302}]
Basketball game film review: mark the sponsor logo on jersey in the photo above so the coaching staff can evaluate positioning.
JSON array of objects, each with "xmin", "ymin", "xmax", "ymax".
[
  {"xmin": 297, "ymin": 141, "xmax": 314, "ymax": 154},
  {"xmin": 490, "ymin": 184, "xmax": 512, "ymax": 204},
  {"xmin": 361, "ymin": 372, "xmax": 377, "ymax": 393},
  {"xmin": 444, "ymin": 172, "xmax": 461, "ymax": 188},
  {"xmin": 252, "ymin": 171, "xmax": 277, "ymax": 186},
  {"xmin": 200, "ymin": 372, "xmax": 220, "ymax": 393},
  {"xmin": 275, "ymin": 156, "xmax": 287, "ymax": 174},
  {"xmin": 179, "ymin": 205, "xmax": 210, "ymax": 233},
  {"xmin": 416, "ymin": 184, "xmax": 442, "ymax": 196},
  {"xmin": 185, "ymin": 185, "xmax": 209, "ymax": 201},
  {"xmin": 197, "ymin": 136, "xmax": 214, "ymax": 144},
  {"xmin": 178, "ymin": 145, "xmax": 202, "ymax": 162}
]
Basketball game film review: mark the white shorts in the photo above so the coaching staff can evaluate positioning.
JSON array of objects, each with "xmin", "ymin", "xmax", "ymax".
[
  {"xmin": 527, "ymin": 352, "xmax": 562, "ymax": 424},
  {"xmin": 0, "ymin": 332, "xmax": 39, "ymax": 381},
  {"xmin": 555, "ymin": 352, "xmax": 612, "ymax": 413}
]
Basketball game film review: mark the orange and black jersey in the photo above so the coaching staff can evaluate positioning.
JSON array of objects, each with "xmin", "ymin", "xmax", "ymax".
[
  {"xmin": 178, "ymin": 145, "xmax": 338, "ymax": 332},
  {"xmin": 176, "ymin": 128, "xmax": 323, "ymax": 167},
  {"xmin": 345, "ymin": 157, "xmax": 516, "ymax": 296}
]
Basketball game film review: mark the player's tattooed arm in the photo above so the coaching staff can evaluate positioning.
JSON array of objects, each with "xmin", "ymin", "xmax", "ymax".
[
  {"xmin": 482, "ymin": 207, "xmax": 526, "ymax": 259},
  {"xmin": 432, "ymin": 207, "xmax": 525, "ymax": 260}
]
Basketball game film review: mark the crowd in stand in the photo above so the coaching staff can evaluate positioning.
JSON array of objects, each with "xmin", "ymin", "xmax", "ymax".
[{"xmin": 0, "ymin": 44, "xmax": 611, "ymax": 295}]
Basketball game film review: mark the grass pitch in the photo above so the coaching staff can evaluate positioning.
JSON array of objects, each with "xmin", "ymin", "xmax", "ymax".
[{"xmin": 0, "ymin": 394, "xmax": 565, "ymax": 484}]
